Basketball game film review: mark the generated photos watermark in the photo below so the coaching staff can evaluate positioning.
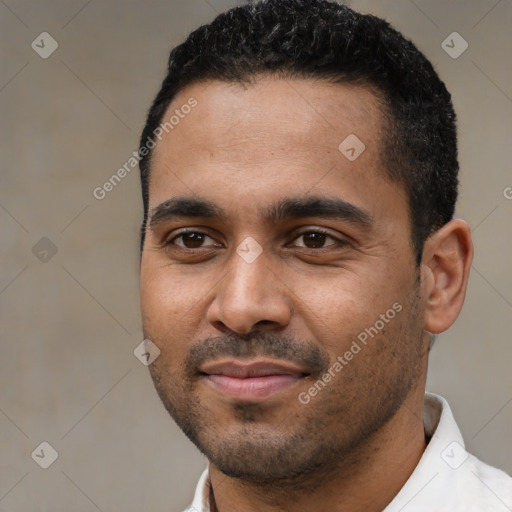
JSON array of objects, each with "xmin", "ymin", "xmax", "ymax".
[
  {"xmin": 298, "ymin": 301, "xmax": 403, "ymax": 404},
  {"xmin": 92, "ymin": 97, "xmax": 198, "ymax": 200}
]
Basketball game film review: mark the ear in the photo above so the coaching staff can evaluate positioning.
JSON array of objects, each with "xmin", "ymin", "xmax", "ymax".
[{"xmin": 420, "ymin": 219, "xmax": 473, "ymax": 334}]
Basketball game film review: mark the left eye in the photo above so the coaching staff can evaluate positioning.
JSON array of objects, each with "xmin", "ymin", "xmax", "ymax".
[
  {"xmin": 169, "ymin": 232, "xmax": 218, "ymax": 249},
  {"xmin": 292, "ymin": 231, "xmax": 338, "ymax": 249}
]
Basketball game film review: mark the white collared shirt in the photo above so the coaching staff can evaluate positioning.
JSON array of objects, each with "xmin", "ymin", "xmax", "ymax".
[{"xmin": 184, "ymin": 393, "xmax": 512, "ymax": 511}]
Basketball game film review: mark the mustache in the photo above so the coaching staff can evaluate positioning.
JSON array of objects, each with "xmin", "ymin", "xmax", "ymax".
[{"xmin": 184, "ymin": 331, "xmax": 330, "ymax": 377}]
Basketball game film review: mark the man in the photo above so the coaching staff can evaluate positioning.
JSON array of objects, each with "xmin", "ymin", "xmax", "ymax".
[{"xmin": 137, "ymin": 1, "xmax": 512, "ymax": 510}]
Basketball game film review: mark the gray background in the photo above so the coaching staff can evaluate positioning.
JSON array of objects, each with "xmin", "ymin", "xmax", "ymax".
[{"xmin": 1, "ymin": 0, "xmax": 511, "ymax": 510}]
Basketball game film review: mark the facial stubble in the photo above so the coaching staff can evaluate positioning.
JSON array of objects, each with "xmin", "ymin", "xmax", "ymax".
[{"xmin": 146, "ymin": 276, "xmax": 425, "ymax": 488}]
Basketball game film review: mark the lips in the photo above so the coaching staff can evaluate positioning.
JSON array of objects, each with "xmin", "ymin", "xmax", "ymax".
[
  {"xmin": 199, "ymin": 359, "xmax": 309, "ymax": 401},
  {"xmin": 200, "ymin": 359, "xmax": 309, "ymax": 378}
]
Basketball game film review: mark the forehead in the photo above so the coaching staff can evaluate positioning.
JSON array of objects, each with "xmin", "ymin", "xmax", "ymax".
[
  {"xmin": 147, "ymin": 76, "xmax": 406, "ymax": 228},
  {"xmin": 152, "ymin": 76, "xmax": 382, "ymax": 166}
]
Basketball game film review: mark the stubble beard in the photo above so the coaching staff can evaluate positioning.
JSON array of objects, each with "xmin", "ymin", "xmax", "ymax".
[{"xmin": 147, "ymin": 278, "xmax": 425, "ymax": 489}]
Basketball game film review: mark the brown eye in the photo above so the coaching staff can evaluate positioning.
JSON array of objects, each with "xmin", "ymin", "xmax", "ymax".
[
  {"xmin": 168, "ymin": 232, "xmax": 217, "ymax": 249},
  {"xmin": 293, "ymin": 231, "xmax": 338, "ymax": 249}
]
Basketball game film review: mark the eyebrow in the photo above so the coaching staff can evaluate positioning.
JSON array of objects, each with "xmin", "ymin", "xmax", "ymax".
[{"xmin": 148, "ymin": 195, "xmax": 373, "ymax": 231}]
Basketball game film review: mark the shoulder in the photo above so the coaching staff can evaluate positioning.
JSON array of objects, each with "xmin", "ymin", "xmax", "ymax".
[{"xmin": 470, "ymin": 455, "xmax": 512, "ymax": 504}]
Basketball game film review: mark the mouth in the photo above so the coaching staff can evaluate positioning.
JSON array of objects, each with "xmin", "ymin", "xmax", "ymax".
[{"xmin": 199, "ymin": 359, "xmax": 310, "ymax": 401}]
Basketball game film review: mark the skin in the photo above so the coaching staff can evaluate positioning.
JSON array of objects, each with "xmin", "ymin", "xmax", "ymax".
[{"xmin": 139, "ymin": 76, "xmax": 473, "ymax": 512}]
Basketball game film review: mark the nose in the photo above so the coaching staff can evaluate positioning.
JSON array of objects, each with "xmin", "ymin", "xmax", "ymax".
[{"xmin": 206, "ymin": 244, "xmax": 292, "ymax": 335}]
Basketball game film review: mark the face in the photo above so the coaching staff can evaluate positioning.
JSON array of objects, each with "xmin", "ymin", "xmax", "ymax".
[{"xmin": 139, "ymin": 76, "xmax": 426, "ymax": 483}]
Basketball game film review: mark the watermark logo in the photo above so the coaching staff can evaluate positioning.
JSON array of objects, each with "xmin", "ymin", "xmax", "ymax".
[
  {"xmin": 134, "ymin": 339, "xmax": 161, "ymax": 366},
  {"xmin": 236, "ymin": 236, "xmax": 263, "ymax": 263},
  {"xmin": 31, "ymin": 32, "xmax": 59, "ymax": 59},
  {"xmin": 441, "ymin": 32, "xmax": 468, "ymax": 59},
  {"xmin": 338, "ymin": 134, "xmax": 366, "ymax": 161},
  {"xmin": 32, "ymin": 236, "xmax": 58, "ymax": 263},
  {"xmin": 441, "ymin": 441, "xmax": 469, "ymax": 469},
  {"xmin": 31, "ymin": 441, "xmax": 59, "ymax": 469}
]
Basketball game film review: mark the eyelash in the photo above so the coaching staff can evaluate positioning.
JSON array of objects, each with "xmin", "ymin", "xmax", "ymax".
[{"xmin": 164, "ymin": 228, "xmax": 346, "ymax": 251}]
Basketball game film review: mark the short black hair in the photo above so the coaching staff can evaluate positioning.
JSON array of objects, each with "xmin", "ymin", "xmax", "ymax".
[{"xmin": 138, "ymin": 0, "xmax": 458, "ymax": 264}]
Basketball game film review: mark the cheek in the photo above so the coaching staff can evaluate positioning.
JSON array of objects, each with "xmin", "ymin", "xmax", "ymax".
[
  {"xmin": 289, "ymin": 273, "xmax": 387, "ymax": 342},
  {"xmin": 290, "ymin": 269, "xmax": 412, "ymax": 371},
  {"xmin": 140, "ymin": 264, "xmax": 211, "ymax": 364},
  {"xmin": 140, "ymin": 264, "xmax": 167, "ymax": 329},
  {"xmin": 140, "ymin": 263, "xmax": 202, "ymax": 324}
]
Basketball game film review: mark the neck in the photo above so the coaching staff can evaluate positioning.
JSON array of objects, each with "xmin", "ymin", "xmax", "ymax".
[{"xmin": 208, "ymin": 382, "xmax": 427, "ymax": 512}]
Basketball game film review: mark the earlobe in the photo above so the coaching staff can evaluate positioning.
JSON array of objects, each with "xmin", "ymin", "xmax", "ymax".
[{"xmin": 421, "ymin": 219, "xmax": 473, "ymax": 334}]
